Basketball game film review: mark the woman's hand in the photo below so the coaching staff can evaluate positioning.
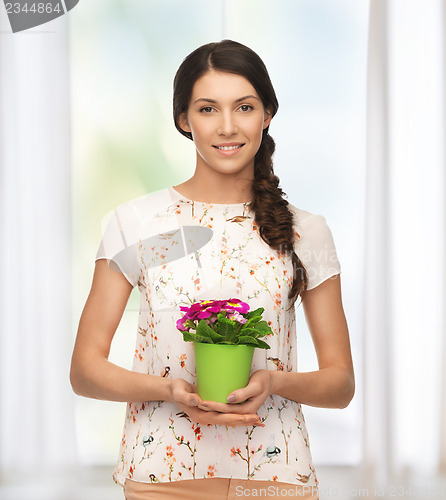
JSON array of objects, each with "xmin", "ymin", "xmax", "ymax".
[
  {"xmin": 196, "ymin": 369, "xmax": 273, "ymax": 417},
  {"xmin": 168, "ymin": 378, "xmax": 263, "ymax": 427}
]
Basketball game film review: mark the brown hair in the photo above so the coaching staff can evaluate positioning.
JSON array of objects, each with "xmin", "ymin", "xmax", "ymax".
[{"xmin": 173, "ymin": 40, "xmax": 308, "ymax": 309}]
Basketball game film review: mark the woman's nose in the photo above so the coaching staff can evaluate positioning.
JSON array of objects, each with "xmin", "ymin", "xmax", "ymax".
[{"xmin": 217, "ymin": 111, "xmax": 238, "ymax": 136}]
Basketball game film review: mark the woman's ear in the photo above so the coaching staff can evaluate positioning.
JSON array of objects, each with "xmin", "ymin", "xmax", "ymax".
[
  {"xmin": 178, "ymin": 112, "xmax": 191, "ymax": 133},
  {"xmin": 263, "ymin": 107, "xmax": 273, "ymax": 130}
]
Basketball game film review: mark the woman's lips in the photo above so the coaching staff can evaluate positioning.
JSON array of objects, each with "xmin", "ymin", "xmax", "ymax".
[{"xmin": 212, "ymin": 143, "xmax": 245, "ymax": 156}]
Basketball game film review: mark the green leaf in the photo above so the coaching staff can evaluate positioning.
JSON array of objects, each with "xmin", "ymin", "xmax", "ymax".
[
  {"xmin": 238, "ymin": 327, "xmax": 259, "ymax": 337},
  {"xmin": 255, "ymin": 320, "xmax": 274, "ymax": 335},
  {"xmin": 195, "ymin": 335, "xmax": 213, "ymax": 344},
  {"xmin": 195, "ymin": 321, "xmax": 212, "ymax": 338},
  {"xmin": 182, "ymin": 331, "xmax": 213, "ymax": 344},
  {"xmin": 256, "ymin": 339, "xmax": 271, "ymax": 350},
  {"xmin": 208, "ymin": 330, "xmax": 224, "ymax": 342},
  {"xmin": 237, "ymin": 336, "xmax": 259, "ymax": 346},
  {"xmin": 182, "ymin": 331, "xmax": 197, "ymax": 342},
  {"xmin": 248, "ymin": 329, "xmax": 268, "ymax": 339},
  {"xmin": 242, "ymin": 315, "xmax": 263, "ymax": 330},
  {"xmin": 217, "ymin": 315, "xmax": 237, "ymax": 342},
  {"xmin": 246, "ymin": 307, "xmax": 264, "ymax": 319},
  {"xmin": 196, "ymin": 319, "xmax": 224, "ymax": 342},
  {"xmin": 254, "ymin": 321, "xmax": 274, "ymax": 337}
]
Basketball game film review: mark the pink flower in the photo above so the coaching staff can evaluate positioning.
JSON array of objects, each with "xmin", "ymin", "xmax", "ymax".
[
  {"xmin": 185, "ymin": 300, "xmax": 226, "ymax": 319},
  {"xmin": 177, "ymin": 300, "xmax": 226, "ymax": 331},
  {"xmin": 177, "ymin": 298, "xmax": 251, "ymax": 333},
  {"xmin": 221, "ymin": 298, "xmax": 250, "ymax": 315},
  {"xmin": 176, "ymin": 316, "xmax": 189, "ymax": 332},
  {"xmin": 228, "ymin": 312, "xmax": 247, "ymax": 324}
]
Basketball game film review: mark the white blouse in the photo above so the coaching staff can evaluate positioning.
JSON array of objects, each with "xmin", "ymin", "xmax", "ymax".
[{"xmin": 95, "ymin": 185, "xmax": 341, "ymax": 489}]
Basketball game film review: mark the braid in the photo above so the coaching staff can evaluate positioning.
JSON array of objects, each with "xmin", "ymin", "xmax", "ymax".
[{"xmin": 249, "ymin": 132, "xmax": 308, "ymax": 310}]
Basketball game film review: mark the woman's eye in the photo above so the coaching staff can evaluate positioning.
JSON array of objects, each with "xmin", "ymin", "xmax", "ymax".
[
  {"xmin": 200, "ymin": 107, "xmax": 214, "ymax": 113},
  {"xmin": 239, "ymin": 105, "xmax": 253, "ymax": 112}
]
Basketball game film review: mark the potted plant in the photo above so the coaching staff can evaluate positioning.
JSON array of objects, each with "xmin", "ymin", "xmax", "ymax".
[{"xmin": 176, "ymin": 299, "xmax": 272, "ymax": 403}]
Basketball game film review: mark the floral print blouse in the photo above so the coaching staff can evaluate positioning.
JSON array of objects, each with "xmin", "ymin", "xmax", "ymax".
[{"xmin": 95, "ymin": 185, "xmax": 341, "ymax": 488}]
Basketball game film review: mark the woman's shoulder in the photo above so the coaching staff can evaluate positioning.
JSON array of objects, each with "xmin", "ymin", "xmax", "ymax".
[
  {"xmin": 287, "ymin": 202, "xmax": 341, "ymax": 288},
  {"xmin": 98, "ymin": 187, "xmax": 174, "ymax": 247},
  {"xmin": 287, "ymin": 202, "xmax": 328, "ymax": 232},
  {"xmin": 114, "ymin": 186, "xmax": 171, "ymax": 213},
  {"xmin": 107, "ymin": 187, "xmax": 173, "ymax": 226},
  {"xmin": 287, "ymin": 202, "xmax": 339, "ymax": 254}
]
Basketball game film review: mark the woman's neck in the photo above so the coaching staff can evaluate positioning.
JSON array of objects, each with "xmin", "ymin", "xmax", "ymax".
[{"xmin": 174, "ymin": 178, "xmax": 254, "ymax": 204}]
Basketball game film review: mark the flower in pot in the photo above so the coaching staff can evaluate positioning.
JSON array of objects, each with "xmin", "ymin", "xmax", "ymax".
[{"xmin": 176, "ymin": 299, "xmax": 272, "ymax": 403}]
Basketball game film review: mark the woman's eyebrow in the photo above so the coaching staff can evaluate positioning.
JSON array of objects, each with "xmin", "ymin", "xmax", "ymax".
[
  {"xmin": 235, "ymin": 95, "xmax": 260, "ymax": 103},
  {"xmin": 193, "ymin": 95, "xmax": 260, "ymax": 105}
]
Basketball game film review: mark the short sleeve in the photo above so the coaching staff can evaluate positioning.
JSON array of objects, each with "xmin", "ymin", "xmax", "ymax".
[
  {"xmin": 95, "ymin": 204, "xmax": 140, "ymax": 288},
  {"xmin": 295, "ymin": 214, "xmax": 342, "ymax": 291}
]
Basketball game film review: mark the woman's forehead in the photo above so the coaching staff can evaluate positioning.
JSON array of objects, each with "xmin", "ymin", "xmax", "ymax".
[{"xmin": 190, "ymin": 70, "xmax": 259, "ymax": 103}]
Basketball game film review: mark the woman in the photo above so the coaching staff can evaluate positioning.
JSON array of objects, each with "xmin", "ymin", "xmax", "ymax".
[{"xmin": 70, "ymin": 39, "xmax": 355, "ymax": 499}]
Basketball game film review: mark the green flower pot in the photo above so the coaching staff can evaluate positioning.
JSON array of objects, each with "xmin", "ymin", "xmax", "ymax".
[{"xmin": 193, "ymin": 343, "xmax": 255, "ymax": 403}]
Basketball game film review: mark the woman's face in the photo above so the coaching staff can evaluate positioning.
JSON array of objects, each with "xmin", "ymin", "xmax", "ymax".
[{"xmin": 179, "ymin": 70, "xmax": 272, "ymax": 179}]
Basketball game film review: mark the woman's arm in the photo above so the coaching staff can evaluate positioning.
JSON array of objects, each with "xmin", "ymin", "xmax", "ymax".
[
  {"xmin": 70, "ymin": 259, "xmax": 173, "ymax": 402},
  {"xmin": 70, "ymin": 259, "xmax": 262, "ymax": 426},
  {"xmin": 270, "ymin": 273, "xmax": 355, "ymax": 409},
  {"xmin": 197, "ymin": 274, "xmax": 355, "ymax": 412}
]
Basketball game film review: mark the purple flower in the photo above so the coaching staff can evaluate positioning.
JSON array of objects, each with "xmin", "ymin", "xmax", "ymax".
[
  {"xmin": 220, "ymin": 298, "xmax": 250, "ymax": 315},
  {"xmin": 177, "ymin": 298, "xmax": 250, "ymax": 332},
  {"xmin": 176, "ymin": 316, "xmax": 189, "ymax": 332},
  {"xmin": 177, "ymin": 298, "xmax": 271, "ymax": 350},
  {"xmin": 182, "ymin": 300, "xmax": 226, "ymax": 319}
]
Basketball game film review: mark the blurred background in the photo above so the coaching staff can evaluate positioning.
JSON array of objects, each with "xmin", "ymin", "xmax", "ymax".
[{"xmin": 0, "ymin": 0, "xmax": 445, "ymax": 498}]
